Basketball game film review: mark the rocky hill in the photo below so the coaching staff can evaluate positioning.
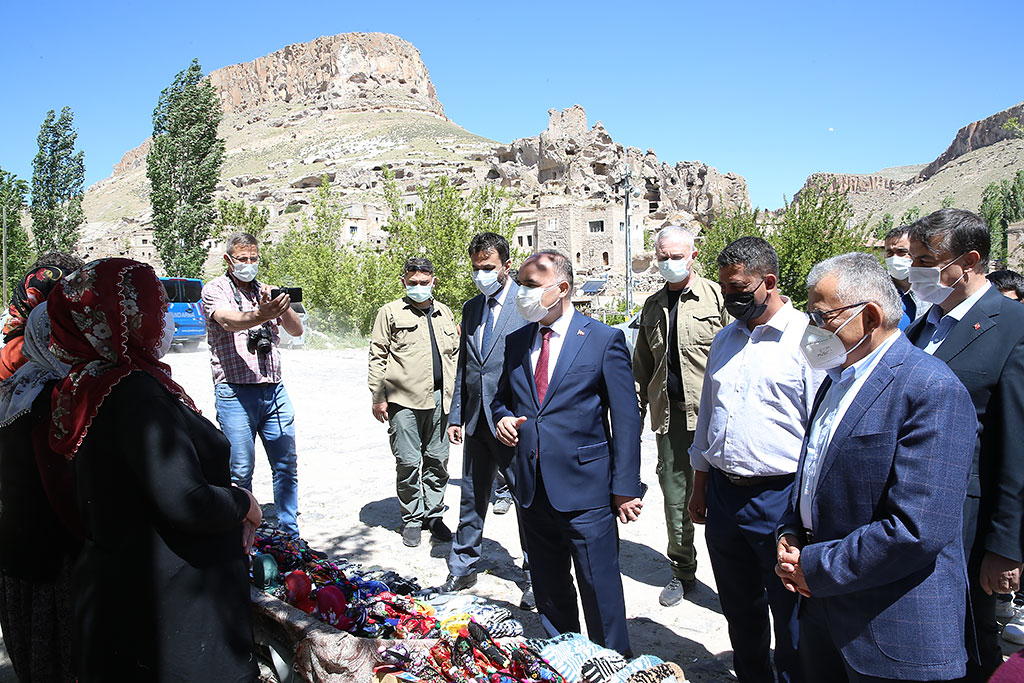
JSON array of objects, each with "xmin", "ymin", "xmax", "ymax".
[
  {"xmin": 794, "ymin": 101, "xmax": 1024, "ymax": 227},
  {"xmin": 79, "ymin": 32, "xmax": 749, "ymax": 285}
]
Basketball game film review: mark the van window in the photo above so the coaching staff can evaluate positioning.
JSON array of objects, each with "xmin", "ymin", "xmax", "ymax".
[
  {"xmin": 181, "ymin": 281, "xmax": 203, "ymax": 303},
  {"xmin": 161, "ymin": 279, "xmax": 204, "ymax": 303}
]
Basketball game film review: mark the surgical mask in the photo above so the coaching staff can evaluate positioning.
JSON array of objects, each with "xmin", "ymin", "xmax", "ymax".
[
  {"xmin": 658, "ymin": 258, "xmax": 691, "ymax": 284},
  {"xmin": 724, "ymin": 279, "xmax": 768, "ymax": 322},
  {"xmin": 472, "ymin": 269, "xmax": 502, "ymax": 296},
  {"xmin": 885, "ymin": 255, "xmax": 912, "ymax": 281},
  {"xmin": 157, "ymin": 310, "xmax": 175, "ymax": 359},
  {"xmin": 907, "ymin": 254, "xmax": 966, "ymax": 305},
  {"xmin": 230, "ymin": 257, "xmax": 258, "ymax": 283},
  {"xmin": 405, "ymin": 284, "xmax": 433, "ymax": 303},
  {"xmin": 516, "ymin": 282, "xmax": 563, "ymax": 323},
  {"xmin": 799, "ymin": 305, "xmax": 868, "ymax": 370}
]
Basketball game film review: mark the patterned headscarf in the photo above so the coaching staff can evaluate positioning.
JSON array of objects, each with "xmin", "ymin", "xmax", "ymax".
[
  {"xmin": 0, "ymin": 303, "xmax": 70, "ymax": 428},
  {"xmin": 2, "ymin": 264, "xmax": 72, "ymax": 342},
  {"xmin": 47, "ymin": 258, "xmax": 196, "ymax": 458}
]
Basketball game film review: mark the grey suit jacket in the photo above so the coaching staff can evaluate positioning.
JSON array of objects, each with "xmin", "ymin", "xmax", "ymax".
[{"xmin": 450, "ymin": 281, "xmax": 526, "ymax": 438}]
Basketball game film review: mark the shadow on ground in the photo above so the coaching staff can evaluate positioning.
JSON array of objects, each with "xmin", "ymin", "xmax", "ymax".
[{"xmin": 628, "ymin": 616, "xmax": 735, "ymax": 682}]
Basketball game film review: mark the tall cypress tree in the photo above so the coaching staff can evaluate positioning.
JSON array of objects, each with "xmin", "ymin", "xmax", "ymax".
[
  {"xmin": 30, "ymin": 107, "xmax": 85, "ymax": 254},
  {"xmin": 1, "ymin": 167, "xmax": 36, "ymax": 298},
  {"xmin": 146, "ymin": 59, "xmax": 225, "ymax": 277}
]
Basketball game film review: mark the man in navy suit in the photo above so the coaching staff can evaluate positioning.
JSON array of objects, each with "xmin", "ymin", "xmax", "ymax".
[
  {"xmin": 442, "ymin": 232, "xmax": 532, "ymax": 609},
  {"xmin": 903, "ymin": 209, "xmax": 1024, "ymax": 680},
  {"xmin": 492, "ymin": 250, "xmax": 643, "ymax": 655},
  {"xmin": 776, "ymin": 252, "xmax": 977, "ymax": 682}
]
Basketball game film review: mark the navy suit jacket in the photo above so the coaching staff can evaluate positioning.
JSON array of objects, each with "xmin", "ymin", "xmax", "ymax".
[
  {"xmin": 779, "ymin": 334, "xmax": 977, "ymax": 679},
  {"xmin": 906, "ymin": 285, "xmax": 1024, "ymax": 562},
  {"xmin": 450, "ymin": 281, "xmax": 526, "ymax": 440},
  {"xmin": 491, "ymin": 310, "xmax": 643, "ymax": 512}
]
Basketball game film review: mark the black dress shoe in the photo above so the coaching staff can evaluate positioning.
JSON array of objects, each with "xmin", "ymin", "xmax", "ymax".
[
  {"xmin": 519, "ymin": 582, "xmax": 536, "ymax": 611},
  {"xmin": 425, "ymin": 518, "xmax": 453, "ymax": 542},
  {"xmin": 402, "ymin": 524, "xmax": 422, "ymax": 547},
  {"xmin": 440, "ymin": 572, "xmax": 477, "ymax": 592}
]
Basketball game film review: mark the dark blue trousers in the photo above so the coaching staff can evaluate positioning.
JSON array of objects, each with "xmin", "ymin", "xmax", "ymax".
[
  {"xmin": 521, "ymin": 472, "xmax": 631, "ymax": 655},
  {"xmin": 705, "ymin": 468, "xmax": 799, "ymax": 683},
  {"xmin": 447, "ymin": 421, "xmax": 530, "ymax": 578}
]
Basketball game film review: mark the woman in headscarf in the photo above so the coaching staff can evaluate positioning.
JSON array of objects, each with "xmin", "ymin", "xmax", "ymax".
[
  {"xmin": 0, "ymin": 302, "xmax": 79, "ymax": 682},
  {"xmin": 0, "ymin": 252, "xmax": 83, "ymax": 380},
  {"xmin": 47, "ymin": 258, "xmax": 262, "ymax": 682}
]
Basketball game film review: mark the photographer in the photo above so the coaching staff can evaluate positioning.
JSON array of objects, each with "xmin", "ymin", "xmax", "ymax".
[{"xmin": 202, "ymin": 233, "xmax": 305, "ymax": 540}]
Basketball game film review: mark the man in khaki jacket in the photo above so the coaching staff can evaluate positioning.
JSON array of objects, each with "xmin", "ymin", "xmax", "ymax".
[
  {"xmin": 368, "ymin": 257, "xmax": 459, "ymax": 547},
  {"xmin": 633, "ymin": 226, "xmax": 730, "ymax": 605}
]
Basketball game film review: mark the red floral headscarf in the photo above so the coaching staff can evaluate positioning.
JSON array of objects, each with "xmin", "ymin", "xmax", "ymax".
[{"xmin": 47, "ymin": 258, "xmax": 197, "ymax": 459}]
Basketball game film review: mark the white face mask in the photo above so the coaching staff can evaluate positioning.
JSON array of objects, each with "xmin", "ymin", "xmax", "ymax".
[
  {"xmin": 229, "ymin": 256, "xmax": 258, "ymax": 283},
  {"xmin": 799, "ymin": 305, "xmax": 868, "ymax": 370},
  {"xmin": 157, "ymin": 310, "xmax": 175, "ymax": 358},
  {"xmin": 885, "ymin": 255, "xmax": 912, "ymax": 281},
  {"xmin": 472, "ymin": 269, "xmax": 502, "ymax": 296},
  {"xmin": 516, "ymin": 282, "xmax": 563, "ymax": 323},
  {"xmin": 907, "ymin": 254, "xmax": 966, "ymax": 305},
  {"xmin": 405, "ymin": 284, "xmax": 433, "ymax": 303},
  {"xmin": 658, "ymin": 257, "xmax": 691, "ymax": 284}
]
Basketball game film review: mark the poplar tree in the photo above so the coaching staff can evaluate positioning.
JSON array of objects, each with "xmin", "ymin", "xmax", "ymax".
[
  {"xmin": 30, "ymin": 107, "xmax": 85, "ymax": 253},
  {"xmin": 1, "ymin": 167, "xmax": 36, "ymax": 296},
  {"xmin": 146, "ymin": 59, "xmax": 225, "ymax": 277}
]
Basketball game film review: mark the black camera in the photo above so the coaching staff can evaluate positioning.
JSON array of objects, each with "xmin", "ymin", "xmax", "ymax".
[
  {"xmin": 270, "ymin": 286, "xmax": 302, "ymax": 303},
  {"xmin": 246, "ymin": 326, "xmax": 274, "ymax": 356}
]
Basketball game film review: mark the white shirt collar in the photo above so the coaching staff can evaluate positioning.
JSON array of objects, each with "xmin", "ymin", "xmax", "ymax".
[
  {"xmin": 828, "ymin": 330, "xmax": 900, "ymax": 385},
  {"xmin": 927, "ymin": 280, "xmax": 991, "ymax": 326},
  {"xmin": 492, "ymin": 277, "xmax": 512, "ymax": 307}
]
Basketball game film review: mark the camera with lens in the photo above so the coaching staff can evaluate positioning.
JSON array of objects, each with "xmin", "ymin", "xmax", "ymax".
[
  {"xmin": 246, "ymin": 325, "xmax": 274, "ymax": 356},
  {"xmin": 270, "ymin": 286, "xmax": 302, "ymax": 303}
]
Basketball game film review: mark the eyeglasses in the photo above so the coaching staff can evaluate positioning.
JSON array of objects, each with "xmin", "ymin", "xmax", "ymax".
[
  {"xmin": 229, "ymin": 254, "xmax": 259, "ymax": 265},
  {"xmin": 807, "ymin": 301, "xmax": 869, "ymax": 328}
]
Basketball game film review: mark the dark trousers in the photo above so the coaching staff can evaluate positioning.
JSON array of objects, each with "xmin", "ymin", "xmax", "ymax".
[
  {"xmin": 966, "ymin": 545, "xmax": 1001, "ymax": 682},
  {"xmin": 521, "ymin": 472, "xmax": 630, "ymax": 655},
  {"xmin": 800, "ymin": 597, "xmax": 958, "ymax": 683},
  {"xmin": 447, "ymin": 421, "xmax": 530, "ymax": 578},
  {"xmin": 705, "ymin": 468, "xmax": 799, "ymax": 683}
]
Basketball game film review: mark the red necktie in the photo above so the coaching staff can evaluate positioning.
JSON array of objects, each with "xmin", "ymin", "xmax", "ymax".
[{"xmin": 535, "ymin": 327, "xmax": 552, "ymax": 404}]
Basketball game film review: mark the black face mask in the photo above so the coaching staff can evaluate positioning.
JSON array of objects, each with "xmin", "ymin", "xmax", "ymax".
[{"xmin": 724, "ymin": 278, "xmax": 768, "ymax": 322}]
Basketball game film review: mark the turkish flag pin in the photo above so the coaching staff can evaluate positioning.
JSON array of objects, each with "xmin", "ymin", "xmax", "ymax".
[
  {"xmin": 974, "ymin": 323, "xmax": 981, "ymax": 330},
  {"xmin": 577, "ymin": 329, "xmax": 585, "ymax": 336}
]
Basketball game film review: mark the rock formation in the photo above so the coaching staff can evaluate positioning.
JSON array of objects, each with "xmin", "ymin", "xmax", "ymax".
[{"xmin": 919, "ymin": 101, "xmax": 1024, "ymax": 179}]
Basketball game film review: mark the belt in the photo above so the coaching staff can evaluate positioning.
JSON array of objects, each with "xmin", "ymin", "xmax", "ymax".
[
  {"xmin": 805, "ymin": 530, "xmax": 816, "ymax": 544},
  {"xmin": 716, "ymin": 469, "xmax": 794, "ymax": 488}
]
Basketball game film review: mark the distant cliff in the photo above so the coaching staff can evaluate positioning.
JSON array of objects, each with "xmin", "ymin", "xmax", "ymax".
[{"xmin": 918, "ymin": 101, "xmax": 1024, "ymax": 180}]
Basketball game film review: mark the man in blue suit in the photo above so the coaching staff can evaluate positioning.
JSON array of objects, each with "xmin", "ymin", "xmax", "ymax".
[
  {"xmin": 776, "ymin": 252, "xmax": 977, "ymax": 682},
  {"xmin": 443, "ymin": 232, "xmax": 532, "ymax": 609},
  {"xmin": 492, "ymin": 250, "xmax": 643, "ymax": 655}
]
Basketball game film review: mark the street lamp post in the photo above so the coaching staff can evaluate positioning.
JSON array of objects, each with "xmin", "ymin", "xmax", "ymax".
[{"xmin": 623, "ymin": 167, "xmax": 633, "ymax": 314}]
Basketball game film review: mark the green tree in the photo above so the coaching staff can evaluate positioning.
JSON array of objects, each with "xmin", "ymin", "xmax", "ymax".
[
  {"xmin": 214, "ymin": 199, "xmax": 270, "ymax": 242},
  {"xmin": 981, "ymin": 181, "xmax": 1007, "ymax": 264},
  {"xmin": 30, "ymin": 107, "xmax": 85, "ymax": 253},
  {"xmin": 696, "ymin": 182, "xmax": 870, "ymax": 309},
  {"xmin": 1, "ymin": 167, "xmax": 36, "ymax": 298},
  {"xmin": 899, "ymin": 206, "xmax": 921, "ymax": 226},
  {"xmin": 873, "ymin": 212, "xmax": 894, "ymax": 240},
  {"xmin": 381, "ymin": 166, "xmax": 523, "ymax": 318},
  {"xmin": 941, "ymin": 194, "xmax": 956, "ymax": 209},
  {"xmin": 146, "ymin": 59, "xmax": 225, "ymax": 277},
  {"xmin": 1004, "ymin": 116, "xmax": 1024, "ymax": 139}
]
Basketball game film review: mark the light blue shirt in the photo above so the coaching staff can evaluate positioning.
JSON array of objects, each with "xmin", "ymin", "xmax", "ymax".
[
  {"xmin": 689, "ymin": 299, "xmax": 825, "ymax": 476},
  {"xmin": 798, "ymin": 330, "xmax": 901, "ymax": 530},
  {"xmin": 920, "ymin": 281, "xmax": 991, "ymax": 355}
]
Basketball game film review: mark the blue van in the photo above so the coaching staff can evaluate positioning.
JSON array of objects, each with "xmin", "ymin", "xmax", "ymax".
[{"xmin": 159, "ymin": 277, "xmax": 206, "ymax": 350}]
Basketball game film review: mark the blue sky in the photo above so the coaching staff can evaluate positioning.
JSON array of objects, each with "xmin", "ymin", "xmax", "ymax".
[{"xmin": 2, "ymin": 0, "xmax": 1020, "ymax": 209}]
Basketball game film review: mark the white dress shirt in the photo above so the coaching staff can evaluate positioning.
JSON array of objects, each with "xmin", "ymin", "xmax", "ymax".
[
  {"xmin": 799, "ymin": 330, "xmax": 900, "ymax": 530},
  {"xmin": 920, "ymin": 281, "xmax": 991, "ymax": 355},
  {"xmin": 530, "ymin": 307, "xmax": 573, "ymax": 384},
  {"xmin": 477, "ymin": 277, "xmax": 512, "ymax": 351},
  {"xmin": 689, "ymin": 299, "xmax": 825, "ymax": 476}
]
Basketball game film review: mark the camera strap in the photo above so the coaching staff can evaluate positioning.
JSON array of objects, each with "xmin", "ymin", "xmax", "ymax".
[{"xmin": 228, "ymin": 276, "xmax": 261, "ymax": 313}]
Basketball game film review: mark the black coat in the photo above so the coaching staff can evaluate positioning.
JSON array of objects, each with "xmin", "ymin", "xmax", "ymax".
[
  {"xmin": 71, "ymin": 371, "xmax": 256, "ymax": 682},
  {"xmin": 907, "ymin": 285, "xmax": 1024, "ymax": 563}
]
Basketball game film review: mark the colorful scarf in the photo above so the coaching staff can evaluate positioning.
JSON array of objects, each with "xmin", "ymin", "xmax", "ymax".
[
  {"xmin": 2, "ymin": 264, "xmax": 71, "ymax": 343},
  {"xmin": 0, "ymin": 303, "xmax": 70, "ymax": 428},
  {"xmin": 47, "ymin": 258, "xmax": 196, "ymax": 458}
]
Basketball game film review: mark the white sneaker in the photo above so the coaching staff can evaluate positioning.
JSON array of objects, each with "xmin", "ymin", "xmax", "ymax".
[
  {"xmin": 996, "ymin": 598, "xmax": 1017, "ymax": 620},
  {"xmin": 1003, "ymin": 611, "xmax": 1024, "ymax": 645}
]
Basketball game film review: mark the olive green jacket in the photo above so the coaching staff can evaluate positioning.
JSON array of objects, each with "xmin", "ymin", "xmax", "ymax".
[
  {"xmin": 632, "ymin": 275, "xmax": 730, "ymax": 434},
  {"xmin": 368, "ymin": 297, "xmax": 459, "ymax": 412}
]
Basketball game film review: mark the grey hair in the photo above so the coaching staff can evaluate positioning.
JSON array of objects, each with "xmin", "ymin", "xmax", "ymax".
[
  {"xmin": 806, "ymin": 252, "xmax": 903, "ymax": 329},
  {"xmin": 224, "ymin": 232, "xmax": 258, "ymax": 255},
  {"xmin": 654, "ymin": 225, "xmax": 695, "ymax": 252}
]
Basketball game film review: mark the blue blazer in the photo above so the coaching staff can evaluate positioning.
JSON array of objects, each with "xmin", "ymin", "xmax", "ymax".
[
  {"xmin": 450, "ymin": 281, "xmax": 526, "ymax": 440},
  {"xmin": 778, "ymin": 334, "xmax": 978, "ymax": 679},
  {"xmin": 491, "ymin": 310, "xmax": 643, "ymax": 512}
]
